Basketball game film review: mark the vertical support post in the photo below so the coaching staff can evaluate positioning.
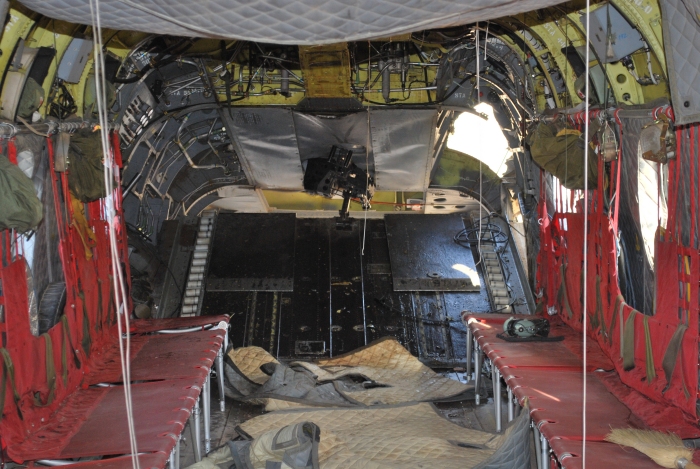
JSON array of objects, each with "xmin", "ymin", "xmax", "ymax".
[
  {"xmin": 491, "ymin": 363, "xmax": 497, "ymax": 401},
  {"xmin": 169, "ymin": 447, "xmax": 176, "ymax": 469},
  {"xmin": 465, "ymin": 327, "xmax": 473, "ymax": 381},
  {"xmin": 540, "ymin": 432, "xmax": 549, "ymax": 469},
  {"xmin": 494, "ymin": 367, "xmax": 502, "ymax": 433},
  {"xmin": 507, "ymin": 386, "xmax": 514, "ymax": 422},
  {"xmin": 203, "ymin": 374, "xmax": 211, "ymax": 454},
  {"xmin": 216, "ymin": 349, "xmax": 226, "ymax": 412},
  {"xmin": 474, "ymin": 345, "xmax": 482, "ymax": 405},
  {"xmin": 191, "ymin": 398, "xmax": 202, "ymax": 462},
  {"xmin": 175, "ymin": 436, "xmax": 181, "ymax": 469},
  {"xmin": 224, "ymin": 324, "xmax": 229, "ymax": 351},
  {"xmin": 532, "ymin": 422, "xmax": 542, "ymax": 469}
]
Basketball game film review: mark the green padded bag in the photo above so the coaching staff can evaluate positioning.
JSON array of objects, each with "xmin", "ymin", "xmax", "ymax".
[
  {"xmin": 527, "ymin": 121, "xmax": 598, "ymax": 190},
  {"xmin": 67, "ymin": 128, "xmax": 109, "ymax": 203},
  {"xmin": 0, "ymin": 153, "xmax": 42, "ymax": 232},
  {"xmin": 17, "ymin": 77, "xmax": 45, "ymax": 120}
]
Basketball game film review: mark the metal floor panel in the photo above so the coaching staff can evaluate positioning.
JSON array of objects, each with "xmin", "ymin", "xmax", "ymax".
[
  {"xmin": 384, "ymin": 214, "xmax": 481, "ymax": 292},
  {"xmin": 206, "ymin": 213, "xmax": 296, "ymax": 292},
  {"xmin": 201, "ymin": 215, "xmax": 494, "ymax": 365}
]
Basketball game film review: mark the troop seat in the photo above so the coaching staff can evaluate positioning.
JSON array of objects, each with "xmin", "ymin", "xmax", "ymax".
[
  {"xmin": 130, "ymin": 315, "xmax": 229, "ymax": 334},
  {"xmin": 548, "ymin": 439, "xmax": 665, "ymax": 469},
  {"xmin": 84, "ymin": 328, "xmax": 225, "ymax": 385},
  {"xmin": 48, "ymin": 453, "xmax": 171, "ymax": 469},
  {"xmin": 465, "ymin": 313, "xmax": 614, "ymax": 371},
  {"xmin": 462, "ymin": 312, "xmax": 666, "ymax": 468},
  {"xmin": 503, "ymin": 368, "xmax": 635, "ymax": 441},
  {"xmin": 6, "ymin": 315, "xmax": 229, "ymax": 467},
  {"xmin": 8, "ymin": 378, "xmax": 201, "ymax": 461},
  {"xmin": 469, "ymin": 318, "xmax": 585, "ymax": 370}
]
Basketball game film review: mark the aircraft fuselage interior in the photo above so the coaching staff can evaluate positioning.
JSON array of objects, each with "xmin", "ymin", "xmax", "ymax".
[{"xmin": 0, "ymin": 0, "xmax": 699, "ymax": 467}]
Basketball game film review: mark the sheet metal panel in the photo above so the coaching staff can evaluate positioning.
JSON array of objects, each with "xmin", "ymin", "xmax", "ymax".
[
  {"xmin": 207, "ymin": 213, "xmax": 296, "ymax": 292},
  {"xmin": 384, "ymin": 214, "xmax": 480, "ymax": 292},
  {"xmin": 370, "ymin": 108, "xmax": 437, "ymax": 191},
  {"xmin": 223, "ymin": 108, "xmax": 305, "ymax": 189}
]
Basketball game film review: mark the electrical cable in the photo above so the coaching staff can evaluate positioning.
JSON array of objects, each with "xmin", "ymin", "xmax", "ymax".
[
  {"xmin": 362, "ymin": 50, "xmax": 371, "ymax": 257},
  {"xmin": 88, "ymin": 2, "xmax": 140, "ymax": 468},
  {"xmin": 583, "ymin": 0, "xmax": 591, "ymax": 465}
]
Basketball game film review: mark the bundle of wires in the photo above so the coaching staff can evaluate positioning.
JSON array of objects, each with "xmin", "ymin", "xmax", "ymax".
[{"xmin": 453, "ymin": 214, "xmax": 509, "ymax": 248}]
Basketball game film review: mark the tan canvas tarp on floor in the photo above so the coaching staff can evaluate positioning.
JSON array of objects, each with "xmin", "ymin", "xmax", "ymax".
[
  {"xmin": 225, "ymin": 337, "xmax": 473, "ymax": 407},
  {"xmin": 186, "ymin": 400, "xmax": 532, "ymax": 469}
]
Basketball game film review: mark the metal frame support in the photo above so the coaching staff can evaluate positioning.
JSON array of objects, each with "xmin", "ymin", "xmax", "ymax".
[
  {"xmin": 203, "ymin": 374, "xmax": 212, "ymax": 454},
  {"xmin": 474, "ymin": 345, "xmax": 482, "ymax": 405},
  {"xmin": 168, "ymin": 437, "xmax": 181, "ymax": 469},
  {"xmin": 465, "ymin": 327, "xmax": 473, "ymax": 381},
  {"xmin": 190, "ymin": 397, "xmax": 202, "ymax": 462},
  {"xmin": 507, "ymin": 386, "xmax": 514, "ymax": 422},
  {"xmin": 533, "ymin": 422, "xmax": 542, "ymax": 469},
  {"xmin": 493, "ymin": 367, "xmax": 502, "ymax": 433},
  {"xmin": 540, "ymin": 430, "xmax": 550, "ymax": 469},
  {"xmin": 216, "ymin": 349, "xmax": 226, "ymax": 412},
  {"xmin": 175, "ymin": 436, "xmax": 181, "ymax": 469}
]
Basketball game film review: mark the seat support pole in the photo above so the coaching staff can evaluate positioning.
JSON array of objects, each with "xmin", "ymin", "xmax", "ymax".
[
  {"xmin": 216, "ymin": 349, "xmax": 226, "ymax": 412},
  {"xmin": 203, "ymin": 374, "xmax": 211, "ymax": 454}
]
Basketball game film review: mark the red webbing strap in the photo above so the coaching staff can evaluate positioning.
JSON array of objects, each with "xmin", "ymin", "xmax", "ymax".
[
  {"xmin": 45, "ymin": 138, "xmax": 78, "ymax": 291},
  {"xmin": 33, "ymin": 334, "xmax": 57, "ymax": 407},
  {"xmin": 7, "ymin": 139, "xmax": 17, "ymax": 165},
  {"xmin": 110, "ymin": 131, "xmax": 122, "ymax": 168},
  {"xmin": 691, "ymin": 126, "xmax": 696, "ymax": 248},
  {"xmin": 0, "ymin": 348, "xmax": 22, "ymax": 423}
]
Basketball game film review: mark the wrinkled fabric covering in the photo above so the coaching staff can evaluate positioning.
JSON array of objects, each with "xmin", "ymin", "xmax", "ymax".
[
  {"xmin": 224, "ymin": 338, "xmax": 473, "ymax": 407},
  {"xmin": 186, "ymin": 422, "xmax": 320, "ymax": 469},
  {"xmin": 20, "ymin": 0, "xmax": 568, "ymax": 45},
  {"xmin": 229, "ymin": 402, "xmax": 531, "ymax": 469},
  {"xmin": 229, "ymin": 346, "xmax": 280, "ymax": 385},
  {"xmin": 661, "ymin": 0, "xmax": 700, "ymax": 125}
]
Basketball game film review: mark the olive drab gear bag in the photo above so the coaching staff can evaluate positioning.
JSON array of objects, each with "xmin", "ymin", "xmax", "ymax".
[
  {"xmin": 527, "ymin": 121, "xmax": 599, "ymax": 190},
  {"xmin": 17, "ymin": 77, "xmax": 45, "ymax": 120},
  {"xmin": 67, "ymin": 128, "xmax": 110, "ymax": 203},
  {"xmin": 0, "ymin": 153, "xmax": 42, "ymax": 232}
]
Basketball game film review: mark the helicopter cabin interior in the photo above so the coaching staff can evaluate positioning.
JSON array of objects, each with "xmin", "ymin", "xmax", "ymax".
[{"xmin": 0, "ymin": 0, "xmax": 699, "ymax": 467}]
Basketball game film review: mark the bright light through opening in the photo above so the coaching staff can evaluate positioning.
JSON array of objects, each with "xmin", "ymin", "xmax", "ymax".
[
  {"xmin": 447, "ymin": 103, "xmax": 511, "ymax": 177},
  {"xmin": 452, "ymin": 263, "xmax": 481, "ymax": 287}
]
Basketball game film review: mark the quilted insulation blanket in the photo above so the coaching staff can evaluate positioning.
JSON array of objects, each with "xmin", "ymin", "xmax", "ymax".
[
  {"xmin": 223, "ymin": 337, "xmax": 474, "ymax": 409},
  {"xmin": 187, "ymin": 401, "xmax": 532, "ymax": 469}
]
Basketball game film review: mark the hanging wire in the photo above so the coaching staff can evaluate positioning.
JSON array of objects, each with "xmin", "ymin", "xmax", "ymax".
[
  {"xmin": 483, "ymin": 21, "xmax": 489, "ymax": 60},
  {"xmin": 582, "ymin": 0, "xmax": 591, "ymax": 466},
  {"xmin": 362, "ymin": 42, "xmax": 371, "ymax": 257},
  {"xmin": 475, "ymin": 23, "xmax": 483, "ymax": 263},
  {"xmin": 87, "ymin": 1, "xmax": 141, "ymax": 468}
]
